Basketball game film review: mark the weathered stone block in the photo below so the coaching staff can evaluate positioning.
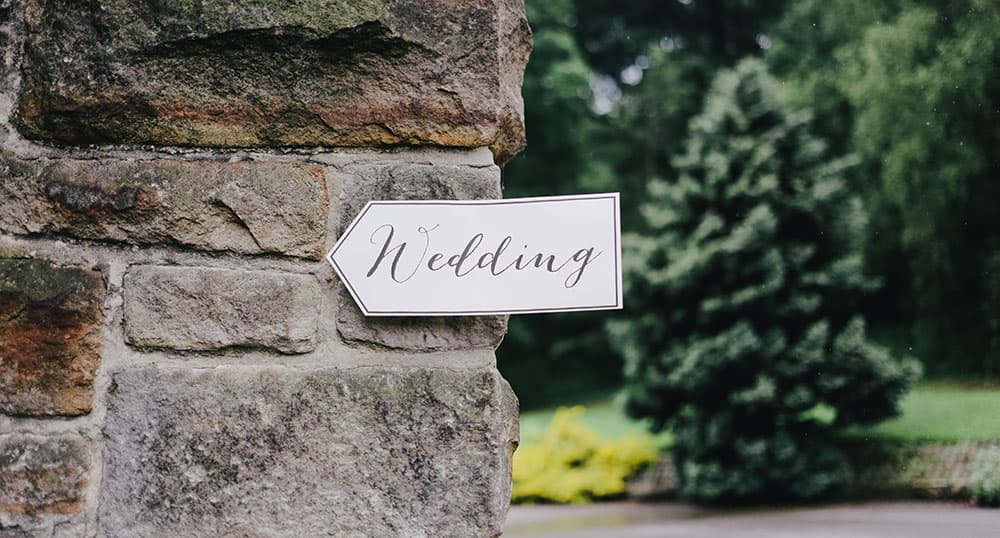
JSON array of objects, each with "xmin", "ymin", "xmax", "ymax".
[
  {"xmin": 15, "ymin": 0, "xmax": 531, "ymax": 162},
  {"xmin": 337, "ymin": 285, "xmax": 507, "ymax": 351},
  {"xmin": 0, "ymin": 155, "xmax": 329, "ymax": 260},
  {"xmin": 100, "ymin": 366, "xmax": 518, "ymax": 538},
  {"xmin": 0, "ymin": 258, "xmax": 104, "ymax": 416},
  {"xmin": 123, "ymin": 265, "xmax": 320, "ymax": 354},
  {"xmin": 0, "ymin": 528, "xmax": 35, "ymax": 537},
  {"xmin": 0, "ymin": 433, "xmax": 90, "ymax": 517},
  {"xmin": 337, "ymin": 162, "xmax": 502, "ymax": 231},
  {"xmin": 335, "ymin": 162, "xmax": 507, "ymax": 350}
]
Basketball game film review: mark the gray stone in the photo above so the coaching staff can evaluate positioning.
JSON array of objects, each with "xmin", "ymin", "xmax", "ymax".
[
  {"xmin": 0, "ymin": 528, "xmax": 37, "ymax": 537},
  {"xmin": 0, "ymin": 155, "xmax": 329, "ymax": 260},
  {"xmin": 100, "ymin": 365, "xmax": 518, "ymax": 538},
  {"xmin": 336, "ymin": 162, "xmax": 502, "ymax": 232},
  {"xmin": 498, "ymin": 0, "xmax": 532, "ymax": 162},
  {"xmin": 15, "ymin": 0, "xmax": 531, "ymax": 163},
  {"xmin": 0, "ymin": 258, "xmax": 104, "ymax": 416},
  {"xmin": 0, "ymin": 433, "xmax": 90, "ymax": 518},
  {"xmin": 337, "ymin": 285, "xmax": 507, "ymax": 351},
  {"xmin": 123, "ymin": 265, "xmax": 321, "ymax": 354},
  {"xmin": 334, "ymin": 162, "xmax": 507, "ymax": 350}
]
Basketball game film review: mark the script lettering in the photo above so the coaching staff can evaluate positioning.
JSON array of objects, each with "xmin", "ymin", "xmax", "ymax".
[{"xmin": 365, "ymin": 225, "xmax": 601, "ymax": 288}]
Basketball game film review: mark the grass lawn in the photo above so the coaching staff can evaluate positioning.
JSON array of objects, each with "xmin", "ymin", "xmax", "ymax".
[
  {"xmin": 519, "ymin": 400, "xmax": 671, "ymax": 447},
  {"xmin": 850, "ymin": 383, "xmax": 1000, "ymax": 442},
  {"xmin": 520, "ymin": 383, "xmax": 1000, "ymax": 446}
]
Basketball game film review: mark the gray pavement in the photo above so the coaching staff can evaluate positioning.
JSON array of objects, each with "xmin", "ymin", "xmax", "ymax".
[{"xmin": 504, "ymin": 501, "xmax": 1000, "ymax": 537}]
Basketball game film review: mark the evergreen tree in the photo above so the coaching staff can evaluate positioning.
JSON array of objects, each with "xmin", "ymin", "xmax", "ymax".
[
  {"xmin": 609, "ymin": 60, "xmax": 919, "ymax": 501},
  {"xmin": 499, "ymin": 0, "xmax": 794, "ymax": 410}
]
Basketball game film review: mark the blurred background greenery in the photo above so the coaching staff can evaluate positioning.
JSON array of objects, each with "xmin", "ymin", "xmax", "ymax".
[{"xmin": 500, "ymin": 0, "xmax": 999, "ymax": 505}]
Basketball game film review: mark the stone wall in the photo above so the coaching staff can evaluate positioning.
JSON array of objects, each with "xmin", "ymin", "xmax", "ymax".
[{"xmin": 0, "ymin": 1, "xmax": 530, "ymax": 536}]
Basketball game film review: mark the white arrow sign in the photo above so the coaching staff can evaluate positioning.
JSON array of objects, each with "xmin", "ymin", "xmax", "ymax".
[{"xmin": 327, "ymin": 193, "xmax": 622, "ymax": 316}]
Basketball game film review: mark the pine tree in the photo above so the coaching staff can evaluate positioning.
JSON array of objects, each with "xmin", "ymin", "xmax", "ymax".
[{"xmin": 609, "ymin": 59, "xmax": 920, "ymax": 501}]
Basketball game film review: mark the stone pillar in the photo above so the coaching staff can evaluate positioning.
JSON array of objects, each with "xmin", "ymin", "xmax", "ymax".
[{"xmin": 0, "ymin": 1, "xmax": 530, "ymax": 536}]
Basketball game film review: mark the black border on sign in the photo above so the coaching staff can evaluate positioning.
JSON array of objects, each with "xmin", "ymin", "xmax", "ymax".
[{"xmin": 326, "ymin": 193, "xmax": 623, "ymax": 317}]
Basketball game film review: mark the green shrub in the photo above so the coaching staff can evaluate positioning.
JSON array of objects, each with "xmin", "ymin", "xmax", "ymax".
[
  {"xmin": 971, "ymin": 447, "xmax": 1000, "ymax": 507},
  {"xmin": 608, "ymin": 59, "xmax": 920, "ymax": 502},
  {"xmin": 511, "ymin": 406, "xmax": 659, "ymax": 504}
]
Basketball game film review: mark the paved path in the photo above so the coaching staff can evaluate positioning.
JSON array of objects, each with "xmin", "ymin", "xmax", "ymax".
[{"xmin": 504, "ymin": 501, "xmax": 1000, "ymax": 537}]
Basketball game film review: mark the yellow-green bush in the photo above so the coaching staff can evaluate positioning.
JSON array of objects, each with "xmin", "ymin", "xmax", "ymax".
[{"xmin": 512, "ymin": 406, "xmax": 659, "ymax": 504}]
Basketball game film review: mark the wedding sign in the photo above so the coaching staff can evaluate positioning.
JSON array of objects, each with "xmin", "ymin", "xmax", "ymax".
[{"xmin": 327, "ymin": 193, "xmax": 622, "ymax": 316}]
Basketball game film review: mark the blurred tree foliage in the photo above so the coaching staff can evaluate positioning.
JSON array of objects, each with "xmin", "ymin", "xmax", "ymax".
[
  {"xmin": 608, "ymin": 60, "xmax": 920, "ymax": 501},
  {"xmin": 496, "ymin": 0, "xmax": 994, "ymax": 503},
  {"xmin": 498, "ymin": 0, "xmax": 624, "ymax": 408},
  {"xmin": 769, "ymin": 0, "xmax": 1000, "ymax": 376},
  {"xmin": 573, "ymin": 0, "xmax": 785, "ymax": 73},
  {"xmin": 500, "ymin": 0, "xmax": 999, "ymax": 412},
  {"xmin": 503, "ymin": 0, "xmax": 595, "ymax": 198},
  {"xmin": 499, "ymin": 0, "xmax": 785, "ymax": 409}
]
